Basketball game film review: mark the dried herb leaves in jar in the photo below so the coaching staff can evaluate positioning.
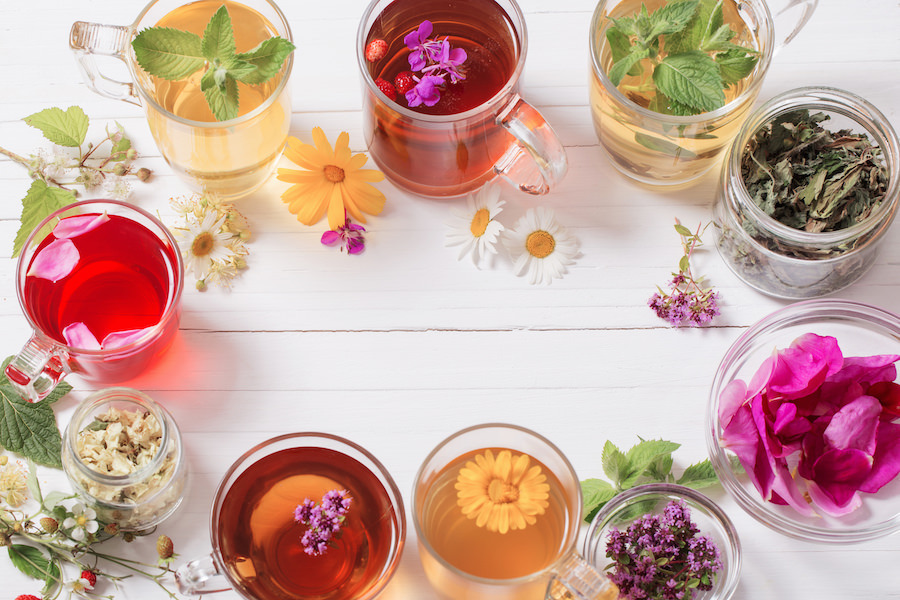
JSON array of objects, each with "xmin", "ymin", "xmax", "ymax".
[{"xmin": 740, "ymin": 109, "xmax": 889, "ymax": 235}]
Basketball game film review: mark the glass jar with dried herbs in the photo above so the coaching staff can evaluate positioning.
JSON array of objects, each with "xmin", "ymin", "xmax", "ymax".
[{"xmin": 713, "ymin": 87, "xmax": 899, "ymax": 298}]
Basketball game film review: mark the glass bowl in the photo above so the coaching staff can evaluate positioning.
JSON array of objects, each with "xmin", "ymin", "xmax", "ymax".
[
  {"xmin": 706, "ymin": 299, "xmax": 900, "ymax": 543},
  {"xmin": 583, "ymin": 483, "xmax": 741, "ymax": 600}
]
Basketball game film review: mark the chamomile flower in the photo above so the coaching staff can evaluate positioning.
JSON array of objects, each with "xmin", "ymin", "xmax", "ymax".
[
  {"xmin": 176, "ymin": 210, "xmax": 235, "ymax": 279},
  {"xmin": 445, "ymin": 183, "xmax": 505, "ymax": 266},
  {"xmin": 502, "ymin": 207, "xmax": 579, "ymax": 285}
]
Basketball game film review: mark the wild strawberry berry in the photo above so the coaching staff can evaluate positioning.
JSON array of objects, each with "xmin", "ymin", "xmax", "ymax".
[
  {"xmin": 15, "ymin": 595, "xmax": 42, "ymax": 600},
  {"xmin": 80, "ymin": 570, "xmax": 97, "ymax": 589},
  {"xmin": 394, "ymin": 71, "xmax": 415, "ymax": 95},
  {"xmin": 40, "ymin": 516, "xmax": 59, "ymax": 534},
  {"xmin": 157, "ymin": 534, "xmax": 174, "ymax": 560},
  {"xmin": 374, "ymin": 77, "xmax": 397, "ymax": 101},
  {"xmin": 365, "ymin": 39, "xmax": 387, "ymax": 62}
]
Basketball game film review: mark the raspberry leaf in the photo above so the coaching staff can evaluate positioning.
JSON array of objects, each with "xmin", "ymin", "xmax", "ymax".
[
  {"xmin": 132, "ymin": 27, "xmax": 205, "ymax": 81},
  {"xmin": 8, "ymin": 544, "xmax": 60, "ymax": 589},
  {"xmin": 12, "ymin": 180, "xmax": 76, "ymax": 258},
  {"xmin": 23, "ymin": 106, "xmax": 89, "ymax": 148}
]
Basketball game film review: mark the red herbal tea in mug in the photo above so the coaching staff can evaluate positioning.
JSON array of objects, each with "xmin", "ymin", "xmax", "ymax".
[{"xmin": 216, "ymin": 446, "xmax": 400, "ymax": 600}]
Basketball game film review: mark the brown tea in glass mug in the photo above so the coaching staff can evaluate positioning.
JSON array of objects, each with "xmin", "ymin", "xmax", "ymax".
[{"xmin": 357, "ymin": 0, "xmax": 568, "ymax": 198}]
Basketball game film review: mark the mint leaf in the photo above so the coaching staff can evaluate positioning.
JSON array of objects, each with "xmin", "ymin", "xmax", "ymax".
[
  {"xmin": 8, "ymin": 544, "xmax": 60, "ymax": 587},
  {"xmin": 601, "ymin": 440, "xmax": 629, "ymax": 487},
  {"xmin": 12, "ymin": 181, "xmax": 77, "ymax": 258},
  {"xmin": 647, "ymin": 0, "xmax": 699, "ymax": 39},
  {"xmin": 608, "ymin": 47, "xmax": 650, "ymax": 86},
  {"xmin": 202, "ymin": 5, "xmax": 236, "ymax": 63},
  {"xmin": 223, "ymin": 57, "xmax": 258, "ymax": 82},
  {"xmin": 653, "ymin": 50, "xmax": 724, "ymax": 113},
  {"xmin": 132, "ymin": 27, "xmax": 205, "ymax": 80},
  {"xmin": 701, "ymin": 24, "xmax": 734, "ymax": 51},
  {"xmin": 23, "ymin": 106, "xmax": 89, "ymax": 148},
  {"xmin": 581, "ymin": 478, "xmax": 618, "ymax": 523},
  {"xmin": 677, "ymin": 459, "xmax": 719, "ymax": 488},
  {"xmin": 237, "ymin": 37, "xmax": 296, "ymax": 85},
  {"xmin": 716, "ymin": 48, "xmax": 759, "ymax": 85},
  {"xmin": 203, "ymin": 71, "xmax": 240, "ymax": 121}
]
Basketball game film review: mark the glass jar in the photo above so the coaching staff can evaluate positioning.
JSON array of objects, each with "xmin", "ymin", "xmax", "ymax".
[
  {"xmin": 62, "ymin": 387, "xmax": 187, "ymax": 532},
  {"xmin": 713, "ymin": 87, "xmax": 900, "ymax": 298}
]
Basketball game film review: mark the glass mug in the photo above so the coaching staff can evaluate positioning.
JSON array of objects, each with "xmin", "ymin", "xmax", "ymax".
[
  {"xmin": 412, "ymin": 423, "xmax": 618, "ymax": 600},
  {"xmin": 357, "ymin": 0, "xmax": 567, "ymax": 198},
  {"xmin": 176, "ymin": 432, "xmax": 406, "ymax": 600},
  {"xmin": 69, "ymin": 0, "xmax": 294, "ymax": 200},
  {"xmin": 589, "ymin": 0, "xmax": 818, "ymax": 187},
  {"xmin": 6, "ymin": 200, "xmax": 183, "ymax": 402}
]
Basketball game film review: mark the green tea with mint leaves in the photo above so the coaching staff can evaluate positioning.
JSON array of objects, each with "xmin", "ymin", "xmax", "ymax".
[{"xmin": 132, "ymin": 0, "xmax": 294, "ymax": 122}]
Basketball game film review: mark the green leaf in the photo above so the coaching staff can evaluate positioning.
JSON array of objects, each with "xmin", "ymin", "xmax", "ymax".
[
  {"xmin": 674, "ymin": 223, "xmax": 693, "ymax": 237},
  {"xmin": 23, "ymin": 106, "xmax": 89, "ymax": 148},
  {"xmin": 12, "ymin": 181, "xmax": 77, "ymax": 258},
  {"xmin": 644, "ymin": 453, "xmax": 674, "ymax": 482},
  {"xmin": 581, "ymin": 478, "xmax": 618, "ymax": 522},
  {"xmin": 677, "ymin": 459, "xmax": 720, "ymax": 488},
  {"xmin": 622, "ymin": 439, "xmax": 680, "ymax": 487},
  {"xmin": 25, "ymin": 460, "xmax": 42, "ymax": 506},
  {"xmin": 201, "ymin": 5, "xmax": 236, "ymax": 64},
  {"xmin": 43, "ymin": 490, "xmax": 72, "ymax": 510},
  {"xmin": 108, "ymin": 122, "xmax": 132, "ymax": 160},
  {"xmin": 653, "ymin": 51, "xmax": 724, "ymax": 113},
  {"xmin": 132, "ymin": 27, "xmax": 205, "ymax": 81},
  {"xmin": 634, "ymin": 131, "xmax": 698, "ymax": 158},
  {"xmin": 203, "ymin": 72, "xmax": 240, "ymax": 121},
  {"xmin": 8, "ymin": 544, "xmax": 60, "ymax": 584},
  {"xmin": 647, "ymin": 0, "xmax": 699, "ymax": 39},
  {"xmin": 716, "ymin": 48, "xmax": 759, "ymax": 85},
  {"xmin": 223, "ymin": 58, "xmax": 258, "ymax": 83},
  {"xmin": 0, "ymin": 356, "xmax": 68, "ymax": 468},
  {"xmin": 701, "ymin": 24, "xmax": 734, "ymax": 52},
  {"xmin": 601, "ymin": 440, "xmax": 629, "ymax": 487},
  {"xmin": 608, "ymin": 47, "xmax": 650, "ymax": 86},
  {"xmin": 679, "ymin": 254, "xmax": 691, "ymax": 273},
  {"xmin": 236, "ymin": 37, "xmax": 296, "ymax": 85}
]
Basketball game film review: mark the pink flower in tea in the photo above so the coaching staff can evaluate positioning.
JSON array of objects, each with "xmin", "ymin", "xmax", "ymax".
[
  {"xmin": 26, "ymin": 238, "xmax": 79, "ymax": 283},
  {"xmin": 404, "ymin": 20, "xmax": 436, "ymax": 70},
  {"xmin": 400, "ymin": 20, "xmax": 467, "ymax": 107},
  {"xmin": 719, "ymin": 333, "xmax": 900, "ymax": 517},
  {"xmin": 62, "ymin": 322, "xmax": 101, "ymax": 350},
  {"xmin": 406, "ymin": 74, "xmax": 445, "ymax": 108},
  {"xmin": 52, "ymin": 212, "xmax": 110, "ymax": 239},
  {"xmin": 294, "ymin": 489, "xmax": 352, "ymax": 556}
]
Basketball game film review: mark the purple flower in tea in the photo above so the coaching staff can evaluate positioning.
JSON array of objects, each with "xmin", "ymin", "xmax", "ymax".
[
  {"xmin": 719, "ymin": 333, "xmax": 900, "ymax": 517},
  {"xmin": 321, "ymin": 215, "xmax": 366, "ymax": 254},
  {"xmin": 425, "ymin": 39, "xmax": 467, "ymax": 84},
  {"xmin": 399, "ymin": 20, "xmax": 467, "ymax": 107},
  {"xmin": 405, "ymin": 20, "xmax": 435, "ymax": 70},
  {"xmin": 294, "ymin": 489, "xmax": 352, "ymax": 556},
  {"xmin": 406, "ymin": 74, "xmax": 445, "ymax": 108}
]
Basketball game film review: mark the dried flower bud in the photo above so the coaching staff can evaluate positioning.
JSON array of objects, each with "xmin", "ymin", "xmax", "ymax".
[
  {"xmin": 157, "ymin": 534, "xmax": 174, "ymax": 559},
  {"xmin": 104, "ymin": 523, "xmax": 120, "ymax": 536},
  {"xmin": 123, "ymin": 532, "xmax": 136, "ymax": 543},
  {"xmin": 136, "ymin": 167, "xmax": 152, "ymax": 182},
  {"xmin": 126, "ymin": 148, "xmax": 138, "ymax": 160},
  {"xmin": 0, "ymin": 532, "xmax": 11, "ymax": 546},
  {"xmin": 113, "ymin": 164, "xmax": 128, "ymax": 176},
  {"xmin": 39, "ymin": 517, "xmax": 58, "ymax": 534},
  {"xmin": 196, "ymin": 279, "xmax": 207, "ymax": 292},
  {"xmin": 233, "ymin": 257, "xmax": 247, "ymax": 270},
  {"xmin": 0, "ymin": 455, "xmax": 8, "ymax": 466}
]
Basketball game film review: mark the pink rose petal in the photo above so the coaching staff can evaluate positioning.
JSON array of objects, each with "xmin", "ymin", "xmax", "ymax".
[
  {"xmin": 807, "ymin": 481, "xmax": 862, "ymax": 517},
  {"xmin": 53, "ymin": 211, "xmax": 110, "ymax": 239},
  {"xmin": 823, "ymin": 394, "xmax": 881, "ymax": 454},
  {"xmin": 26, "ymin": 238, "xmax": 80, "ymax": 282},
  {"xmin": 62, "ymin": 322, "xmax": 101, "ymax": 350},
  {"xmin": 102, "ymin": 327, "xmax": 153, "ymax": 350},
  {"xmin": 860, "ymin": 422, "xmax": 900, "ymax": 494},
  {"xmin": 806, "ymin": 447, "xmax": 872, "ymax": 515}
]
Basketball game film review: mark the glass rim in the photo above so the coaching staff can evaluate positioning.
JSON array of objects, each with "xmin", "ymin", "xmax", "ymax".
[
  {"xmin": 15, "ymin": 199, "xmax": 184, "ymax": 356},
  {"xmin": 588, "ymin": 0, "xmax": 775, "ymax": 124},
  {"xmin": 706, "ymin": 298, "xmax": 900, "ymax": 543},
  {"xmin": 127, "ymin": 0, "xmax": 294, "ymax": 129},
  {"xmin": 355, "ymin": 0, "xmax": 528, "ymax": 123},
  {"xmin": 411, "ymin": 422, "xmax": 582, "ymax": 587},
  {"xmin": 724, "ymin": 85, "xmax": 900, "ymax": 247}
]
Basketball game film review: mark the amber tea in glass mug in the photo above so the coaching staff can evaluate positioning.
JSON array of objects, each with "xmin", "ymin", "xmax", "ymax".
[
  {"xmin": 413, "ymin": 423, "xmax": 618, "ymax": 600},
  {"xmin": 70, "ymin": 0, "xmax": 293, "ymax": 200},
  {"xmin": 589, "ymin": 0, "xmax": 817, "ymax": 187},
  {"xmin": 358, "ymin": 0, "xmax": 567, "ymax": 198}
]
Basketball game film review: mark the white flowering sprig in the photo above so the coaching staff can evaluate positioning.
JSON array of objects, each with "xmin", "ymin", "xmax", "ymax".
[{"xmin": 170, "ymin": 194, "xmax": 251, "ymax": 291}]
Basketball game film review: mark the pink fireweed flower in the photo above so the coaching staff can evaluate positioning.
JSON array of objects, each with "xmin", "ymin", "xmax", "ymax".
[
  {"xmin": 719, "ymin": 333, "xmax": 900, "ymax": 517},
  {"xmin": 294, "ymin": 489, "xmax": 352, "ymax": 556},
  {"xmin": 402, "ymin": 20, "xmax": 467, "ymax": 107},
  {"xmin": 406, "ymin": 74, "xmax": 445, "ymax": 108},
  {"xmin": 321, "ymin": 216, "xmax": 366, "ymax": 255}
]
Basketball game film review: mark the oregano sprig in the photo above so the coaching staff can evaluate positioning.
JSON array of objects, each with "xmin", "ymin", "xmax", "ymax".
[
  {"xmin": 605, "ymin": 0, "xmax": 759, "ymax": 116},
  {"xmin": 132, "ymin": 5, "xmax": 295, "ymax": 121}
]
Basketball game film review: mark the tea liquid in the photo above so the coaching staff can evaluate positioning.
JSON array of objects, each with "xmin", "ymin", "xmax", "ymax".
[
  {"xmin": 217, "ymin": 447, "xmax": 399, "ymax": 600},
  {"xmin": 419, "ymin": 448, "xmax": 570, "ymax": 579},
  {"xmin": 24, "ymin": 213, "xmax": 178, "ymax": 349}
]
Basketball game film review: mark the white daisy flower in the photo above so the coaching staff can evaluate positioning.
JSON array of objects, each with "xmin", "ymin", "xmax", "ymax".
[
  {"xmin": 445, "ymin": 183, "xmax": 505, "ymax": 266},
  {"xmin": 62, "ymin": 502, "xmax": 99, "ymax": 542},
  {"xmin": 502, "ymin": 207, "xmax": 579, "ymax": 285},
  {"xmin": 176, "ymin": 210, "xmax": 236, "ymax": 280}
]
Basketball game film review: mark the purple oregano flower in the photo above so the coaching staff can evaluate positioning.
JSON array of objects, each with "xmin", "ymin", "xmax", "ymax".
[
  {"xmin": 403, "ymin": 20, "xmax": 467, "ymax": 107},
  {"xmin": 294, "ymin": 489, "xmax": 352, "ymax": 556}
]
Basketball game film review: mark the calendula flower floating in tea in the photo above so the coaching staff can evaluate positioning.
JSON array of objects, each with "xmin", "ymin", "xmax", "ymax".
[
  {"xmin": 502, "ymin": 207, "xmax": 580, "ymax": 285},
  {"xmin": 170, "ymin": 194, "xmax": 250, "ymax": 291},
  {"xmin": 294, "ymin": 489, "xmax": 353, "ymax": 556},
  {"xmin": 278, "ymin": 128, "xmax": 386, "ymax": 232},
  {"xmin": 322, "ymin": 214, "xmax": 367, "ymax": 255},
  {"xmin": 649, "ymin": 221, "xmax": 719, "ymax": 327},
  {"xmin": 455, "ymin": 449, "xmax": 550, "ymax": 534},
  {"xmin": 719, "ymin": 333, "xmax": 900, "ymax": 516},
  {"xmin": 445, "ymin": 183, "xmax": 505, "ymax": 266},
  {"xmin": 605, "ymin": 500, "xmax": 723, "ymax": 600}
]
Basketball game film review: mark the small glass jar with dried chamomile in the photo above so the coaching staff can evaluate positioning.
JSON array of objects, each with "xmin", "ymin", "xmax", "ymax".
[{"xmin": 62, "ymin": 387, "xmax": 187, "ymax": 532}]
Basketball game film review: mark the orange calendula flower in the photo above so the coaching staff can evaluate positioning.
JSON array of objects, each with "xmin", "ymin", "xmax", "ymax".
[
  {"xmin": 455, "ymin": 449, "xmax": 550, "ymax": 534},
  {"xmin": 277, "ymin": 128, "xmax": 386, "ymax": 231}
]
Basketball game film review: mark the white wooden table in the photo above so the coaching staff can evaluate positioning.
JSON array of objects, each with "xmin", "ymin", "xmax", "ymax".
[{"xmin": 2, "ymin": 1, "xmax": 899, "ymax": 598}]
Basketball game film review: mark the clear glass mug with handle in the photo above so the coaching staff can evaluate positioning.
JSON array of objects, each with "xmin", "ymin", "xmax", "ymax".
[
  {"xmin": 589, "ymin": 0, "xmax": 818, "ymax": 187},
  {"xmin": 69, "ymin": 0, "xmax": 293, "ymax": 200},
  {"xmin": 357, "ymin": 0, "xmax": 567, "ymax": 198},
  {"xmin": 413, "ymin": 423, "xmax": 619, "ymax": 600}
]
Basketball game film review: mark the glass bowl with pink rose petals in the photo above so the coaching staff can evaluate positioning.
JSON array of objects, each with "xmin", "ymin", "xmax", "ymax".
[{"xmin": 706, "ymin": 299, "xmax": 900, "ymax": 543}]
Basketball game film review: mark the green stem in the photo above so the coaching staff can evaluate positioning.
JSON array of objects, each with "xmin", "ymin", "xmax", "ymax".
[{"xmin": 0, "ymin": 144, "xmax": 31, "ymax": 167}]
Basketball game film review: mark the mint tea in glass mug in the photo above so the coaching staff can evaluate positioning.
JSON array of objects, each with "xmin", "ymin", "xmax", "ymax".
[
  {"xmin": 69, "ymin": 0, "xmax": 293, "ymax": 200},
  {"xmin": 357, "ymin": 0, "xmax": 568, "ymax": 198},
  {"xmin": 589, "ymin": 0, "xmax": 818, "ymax": 187}
]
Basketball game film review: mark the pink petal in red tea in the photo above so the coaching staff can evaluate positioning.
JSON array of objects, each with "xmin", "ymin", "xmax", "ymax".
[
  {"xmin": 26, "ymin": 238, "xmax": 80, "ymax": 282},
  {"xmin": 102, "ymin": 327, "xmax": 153, "ymax": 349},
  {"xmin": 53, "ymin": 211, "xmax": 110, "ymax": 239},
  {"xmin": 62, "ymin": 322, "xmax": 101, "ymax": 350}
]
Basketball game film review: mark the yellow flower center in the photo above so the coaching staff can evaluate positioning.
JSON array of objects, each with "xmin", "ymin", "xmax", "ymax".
[
  {"xmin": 488, "ymin": 478, "xmax": 519, "ymax": 503},
  {"xmin": 324, "ymin": 165, "xmax": 346, "ymax": 183},
  {"xmin": 76, "ymin": 515, "xmax": 88, "ymax": 527},
  {"xmin": 526, "ymin": 230, "xmax": 555, "ymax": 258},
  {"xmin": 470, "ymin": 208, "xmax": 490, "ymax": 237},
  {"xmin": 191, "ymin": 232, "xmax": 215, "ymax": 257}
]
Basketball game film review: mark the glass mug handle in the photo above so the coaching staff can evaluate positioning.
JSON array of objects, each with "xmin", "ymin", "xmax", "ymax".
[
  {"xmin": 546, "ymin": 553, "xmax": 618, "ymax": 600},
  {"xmin": 175, "ymin": 554, "xmax": 232, "ymax": 595},
  {"xmin": 69, "ymin": 21, "xmax": 140, "ymax": 105},
  {"xmin": 495, "ymin": 95, "xmax": 568, "ymax": 195},
  {"xmin": 5, "ymin": 335, "xmax": 68, "ymax": 402},
  {"xmin": 768, "ymin": 0, "xmax": 818, "ymax": 51}
]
